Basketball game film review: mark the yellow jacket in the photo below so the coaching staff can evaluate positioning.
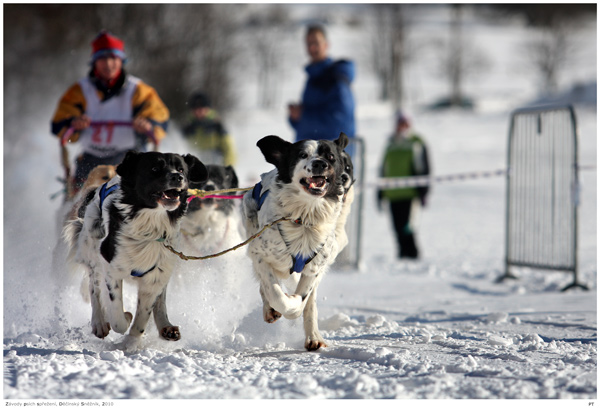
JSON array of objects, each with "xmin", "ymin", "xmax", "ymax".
[{"xmin": 51, "ymin": 70, "xmax": 169, "ymax": 145}]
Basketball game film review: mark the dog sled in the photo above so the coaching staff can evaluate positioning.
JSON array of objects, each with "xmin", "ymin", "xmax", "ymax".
[{"xmin": 55, "ymin": 120, "xmax": 158, "ymax": 200}]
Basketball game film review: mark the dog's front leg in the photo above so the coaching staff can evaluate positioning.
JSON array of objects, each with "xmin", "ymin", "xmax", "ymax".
[
  {"xmin": 89, "ymin": 266, "xmax": 111, "ymax": 338},
  {"xmin": 103, "ymin": 274, "xmax": 132, "ymax": 334},
  {"xmin": 286, "ymin": 272, "xmax": 321, "ymax": 320},
  {"xmin": 260, "ymin": 284, "xmax": 282, "ymax": 323},
  {"xmin": 153, "ymin": 286, "xmax": 180, "ymax": 341},
  {"xmin": 129, "ymin": 284, "xmax": 166, "ymax": 338},
  {"xmin": 256, "ymin": 263, "xmax": 303, "ymax": 319},
  {"xmin": 303, "ymin": 287, "xmax": 327, "ymax": 351}
]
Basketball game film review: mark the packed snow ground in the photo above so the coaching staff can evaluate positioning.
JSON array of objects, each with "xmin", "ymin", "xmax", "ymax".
[{"xmin": 3, "ymin": 5, "xmax": 597, "ymax": 407}]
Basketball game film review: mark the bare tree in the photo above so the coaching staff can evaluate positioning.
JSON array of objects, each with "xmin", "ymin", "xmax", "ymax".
[
  {"xmin": 370, "ymin": 4, "xmax": 410, "ymax": 111},
  {"xmin": 245, "ymin": 5, "xmax": 292, "ymax": 109},
  {"xmin": 433, "ymin": 4, "xmax": 488, "ymax": 108},
  {"xmin": 525, "ymin": 24, "xmax": 572, "ymax": 94},
  {"xmin": 484, "ymin": 4, "xmax": 595, "ymax": 96},
  {"xmin": 111, "ymin": 4, "xmax": 243, "ymax": 122},
  {"xmin": 448, "ymin": 4, "xmax": 464, "ymax": 106},
  {"xmin": 3, "ymin": 3, "xmax": 244, "ymax": 134}
]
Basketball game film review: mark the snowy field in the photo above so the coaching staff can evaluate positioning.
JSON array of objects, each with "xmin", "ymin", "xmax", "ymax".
[{"xmin": 3, "ymin": 4, "xmax": 597, "ymax": 409}]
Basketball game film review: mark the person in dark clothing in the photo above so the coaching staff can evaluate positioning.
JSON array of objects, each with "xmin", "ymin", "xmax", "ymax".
[
  {"xmin": 288, "ymin": 25, "xmax": 356, "ymax": 154},
  {"xmin": 378, "ymin": 111, "xmax": 431, "ymax": 259}
]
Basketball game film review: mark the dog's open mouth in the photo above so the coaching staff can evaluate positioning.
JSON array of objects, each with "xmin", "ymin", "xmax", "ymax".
[
  {"xmin": 300, "ymin": 176, "xmax": 329, "ymax": 196},
  {"xmin": 157, "ymin": 188, "xmax": 183, "ymax": 209}
]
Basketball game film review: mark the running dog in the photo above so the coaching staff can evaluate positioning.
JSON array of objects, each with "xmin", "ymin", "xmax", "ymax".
[
  {"xmin": 336, "ymin": 150, "xmax": 355, "ymax": 252},
  {"xmin": 242, "ymin": 133, "xmax": 351, "ymax": 350},
  {"xmin": 63, "ymin": 151, "xmax": 207, "ymax": 342},
  {"xmin": 180, "ymin": 165, "xmax": 242, "ymax": 255}
]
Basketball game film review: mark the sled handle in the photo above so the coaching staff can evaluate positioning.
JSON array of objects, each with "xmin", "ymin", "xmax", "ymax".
[{"xmin": 60, "ymin": 120, "xmax": 158, "ymax": 149}]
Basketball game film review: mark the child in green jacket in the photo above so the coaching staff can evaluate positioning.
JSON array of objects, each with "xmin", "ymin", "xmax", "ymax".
[
  {"xmin": 378, "ymin": 111, "xmax": 430, "ymax": 259},
  {"xmin": 182, "ymin": 92, "xmax": 236, "ymax": 167}
]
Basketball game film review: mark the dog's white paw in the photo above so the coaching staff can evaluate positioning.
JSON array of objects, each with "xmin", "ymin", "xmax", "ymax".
[
  {"xmin": 281, "ymin": 294, "xmax": 304, "ymax": 319},
  {"xmin": 119, "ymin": 334, "xmax": 143, "ymax": 352},
  {"xmin": 110, "ymin": 311, "xmax": 132, "ymax": 335}
]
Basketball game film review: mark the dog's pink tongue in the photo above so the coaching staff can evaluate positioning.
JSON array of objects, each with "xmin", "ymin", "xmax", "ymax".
[
  {"xmin": 308, "ymin": 177, "xmax": 326, "ymax": 188},
  {"xmin": 162, "ymin": 190, "xmax": 179, "ymax": 200}
]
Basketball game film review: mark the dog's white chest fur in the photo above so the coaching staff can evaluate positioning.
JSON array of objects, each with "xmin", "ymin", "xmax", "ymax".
[
  {"xmin": 244, "ymin": 170, "xmax": 342, "ymax": 276},
  {"xmin": 108, "ymin": 205, "xmax": 180, "ymax": 279}
]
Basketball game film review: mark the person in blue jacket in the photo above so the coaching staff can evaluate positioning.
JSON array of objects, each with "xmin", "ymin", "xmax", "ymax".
[{"xmin": 288, "ymin": 25, "xmax": 356, "ymax": 155}]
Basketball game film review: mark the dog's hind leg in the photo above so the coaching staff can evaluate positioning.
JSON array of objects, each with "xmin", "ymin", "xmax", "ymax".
[
  {"xmin": 152, "ymin": 286, "xmax": 180, "ymax": 341},
  {"xmin": 303, "ymin": 288, "xmax": 327, "ymax": 351}
]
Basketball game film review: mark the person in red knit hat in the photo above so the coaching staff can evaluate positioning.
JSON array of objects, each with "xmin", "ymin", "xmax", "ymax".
[{"xmin": 51, "ymin": 30, "xmax": 170, "ymax": 196}]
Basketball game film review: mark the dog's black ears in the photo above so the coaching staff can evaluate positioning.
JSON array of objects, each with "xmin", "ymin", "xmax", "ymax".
[
  {"xmin": 225, "ymin": 165, "xmax": 239, "ymax": 188},
  {"xmin": 184, "ymin": 154, "xmax": 209, "ymax": 184},
  {"xmin": 335, "ymin": 132, "xmax": 349, "ymax": 150},
  {"xmin": 257, "ymin": 135, "xmax": 292, "ymax": 169},
  {"xmin": 116, "ymin": 150, "xmax": 141, "ymax": 178}
]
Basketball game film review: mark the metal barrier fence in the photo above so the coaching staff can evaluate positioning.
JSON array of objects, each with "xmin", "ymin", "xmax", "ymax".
[
  {"xmin": 335, "ymin": 137, "xmax": 365, "ymax": 269},
  {"xmin": 497, "ymin": 104, "xmax": 587, "ymax": 291}
]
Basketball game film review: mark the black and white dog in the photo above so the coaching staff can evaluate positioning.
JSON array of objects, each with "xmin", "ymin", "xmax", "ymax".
[
  {"xmin": 242, "ymin": 133, "xmax": 353, "ymax": 350},
  {"xmin": 336, "ymin": 149, "xmax": 355, "ymax": 252},
  {"xmin": 63, "ymin": 151, "xmax": 208, "ymax": 343},
  {"xmin": 180, "ymin": 165, "xmax": 242, "ymax": 255}
]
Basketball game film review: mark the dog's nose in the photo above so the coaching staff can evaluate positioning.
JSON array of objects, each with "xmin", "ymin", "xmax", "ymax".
[
  {"xmin": 170, "ymin": 172, "xmax": 184, "ymax": 183},
  {"xmin": 311, "ymin": 159, "xmax": 328, "ymax": 173}
]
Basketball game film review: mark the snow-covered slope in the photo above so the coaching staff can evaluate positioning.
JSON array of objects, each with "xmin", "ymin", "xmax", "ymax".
[{"xmin": 3, "ymin": 4, "xmax": 596, "ymax": 404}]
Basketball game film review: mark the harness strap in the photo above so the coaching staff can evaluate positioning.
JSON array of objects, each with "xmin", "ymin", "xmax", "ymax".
[
  {"xmin": 253, "ymin": 180, "xmax": 320, "ymax": 274},
  {"xmin": 252, "ymin": 181, "xmax": 270, "ymax": 211},
  {"xmin": 130, "ymin": 233, "xmax": 166, "ymax": 276},
  {"xmin": 291, "ymin": 253, "xmax": 316, "ymax": 274},
  {"xmin": 99, "ymin": 182, "xmax": 119, "ymax": 211},
  {"xmin": 131, "ymin": 265, "xmax": 156, "ymax": 278}
]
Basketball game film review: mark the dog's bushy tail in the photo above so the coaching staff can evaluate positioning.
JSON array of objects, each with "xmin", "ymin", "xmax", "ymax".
[
  {"xmin": 62, "ymin": 218, "xmax": 84, "ymax": 273},
  {"xmin": 62, "ymin": 219, "xmax": 83, "ymax": 250},
  {"xmin": 61, "ymin": 218, "xmax": 92, "ymax": 302}
]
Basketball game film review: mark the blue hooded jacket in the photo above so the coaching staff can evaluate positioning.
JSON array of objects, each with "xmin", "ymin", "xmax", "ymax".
[{"xmin": 290, "ymin": 57, "xmax": 356, "ymax": 142}]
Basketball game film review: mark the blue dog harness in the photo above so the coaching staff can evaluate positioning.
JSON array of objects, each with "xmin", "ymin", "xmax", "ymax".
[
  {"xmin": 251, "ymin": 181, "xmax": 270, "ymax": 211},
  {"xmin": 130, "ymin": 265, "xmax": 157, "ymax": 278},
  {"xmin": 251, "ymin": 181, "xmax": 320, "ymax": 274},
  {"xmin": 99, "ymin": 182, "xmax": 119, "ymax": 211}
]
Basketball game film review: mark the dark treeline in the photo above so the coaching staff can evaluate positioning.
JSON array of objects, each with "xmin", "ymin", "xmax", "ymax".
[{"xmin": 4, "ymin": 3, "xmax": 595, "ymax": 140}]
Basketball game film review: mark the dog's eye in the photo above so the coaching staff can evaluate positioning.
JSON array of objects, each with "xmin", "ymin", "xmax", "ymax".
[
  {"xmin": 152, "ymin": 167, "xmax": 159, "ymax": 173},
  {"xmin": 300, "ymin": 152, "xmax": 308, "ymax": 159},
  {"xmin": 327, "ymin": 153, "xmax": 335, "ymax": 162}
]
